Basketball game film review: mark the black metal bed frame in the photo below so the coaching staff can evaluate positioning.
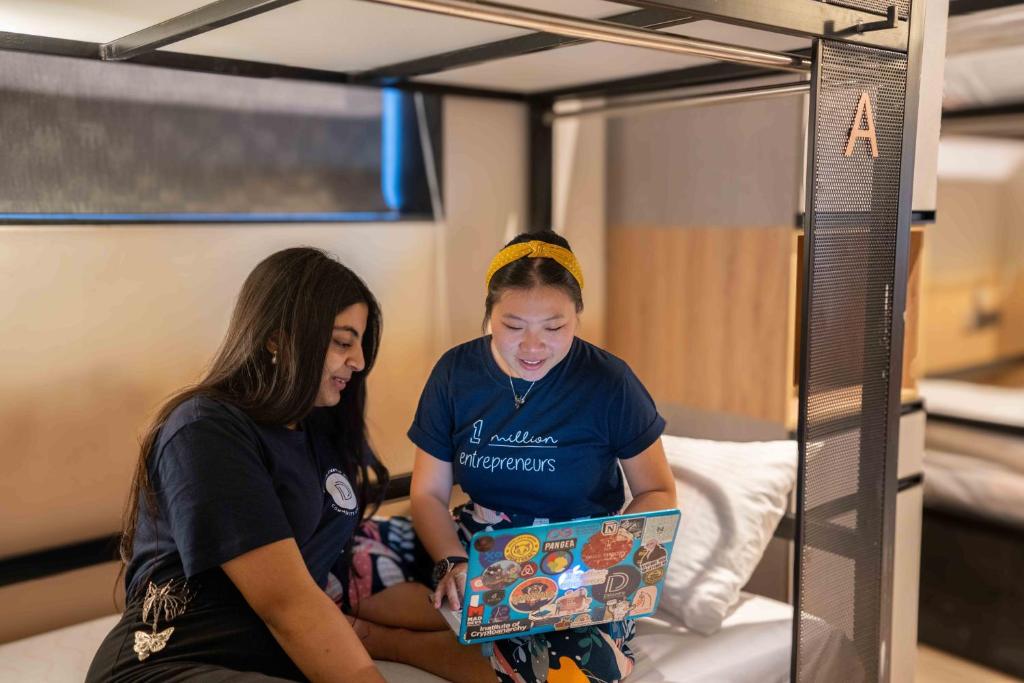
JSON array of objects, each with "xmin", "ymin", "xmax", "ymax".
[{"xmin": 0, "ymin": 2, "xmax": 930, "ymax": 679}]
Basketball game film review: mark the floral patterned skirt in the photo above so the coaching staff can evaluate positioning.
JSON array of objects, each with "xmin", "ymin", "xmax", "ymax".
[{"xmin": 336, "ymin": 503, "xmax": 636, "ymax": 683}]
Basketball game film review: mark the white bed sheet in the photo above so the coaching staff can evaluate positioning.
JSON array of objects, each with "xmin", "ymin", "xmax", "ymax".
[
  {"xmin": 0, "ymin": 615, "xmax": 445, "ymax": 683},
  {"xmin": 630, "ymin": 593, "xmax": 794, "ymax": 683},
  {"xmin": 0, "ymin": 594, "xmax": 809, "ymax": 683},
  {"xmin": 920, "ymin": 379, "xmax": 1024, "ymax": 474},
  {"xmin": 924, "ymin": 449, "xmax": 1024, "ymax": 528}
]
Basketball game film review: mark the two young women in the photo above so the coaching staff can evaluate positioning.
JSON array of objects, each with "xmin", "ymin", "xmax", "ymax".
[{"xmin": 88, "ymin": 232, "xmax": 675, "ymax": 683}]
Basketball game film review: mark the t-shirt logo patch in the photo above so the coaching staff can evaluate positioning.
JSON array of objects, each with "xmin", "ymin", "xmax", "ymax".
[{"xmin": 325, "ymin": 469, "xmax": 357, "ymax": 514}]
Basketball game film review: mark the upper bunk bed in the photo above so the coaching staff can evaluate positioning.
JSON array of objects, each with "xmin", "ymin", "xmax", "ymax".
[
  {"xmin": 0, "ymin": 1, "xmax": 911, "ymax": 171},
  {"xmin": 0, "ymin": 2, "xmax": 932, "ymax": 682}
]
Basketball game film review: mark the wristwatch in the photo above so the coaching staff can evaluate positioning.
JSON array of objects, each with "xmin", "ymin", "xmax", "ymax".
[{"xmin": 431, "ymin": 556, "xmax": 468, "ymax": 587}]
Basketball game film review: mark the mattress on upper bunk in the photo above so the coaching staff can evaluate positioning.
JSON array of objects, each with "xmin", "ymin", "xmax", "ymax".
[{"xmin": 0, "ymin": 593, "xmax": 813, "ymax": 683}]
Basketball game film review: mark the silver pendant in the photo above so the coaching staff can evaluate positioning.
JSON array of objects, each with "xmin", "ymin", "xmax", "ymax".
[{"xmin": 514, "ymin": 397, "xmax": 525, "ymax": 410}]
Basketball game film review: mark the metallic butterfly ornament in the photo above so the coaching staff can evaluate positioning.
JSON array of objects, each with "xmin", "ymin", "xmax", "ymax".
[{"xmin": 133, "ymin": 581, "xmax": 192, "ymax": 661}]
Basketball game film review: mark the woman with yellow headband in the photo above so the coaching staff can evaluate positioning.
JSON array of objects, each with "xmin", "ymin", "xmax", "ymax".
[{"xmin": 407, "ymin": 230, "xmax": 678, "ymax": 682}]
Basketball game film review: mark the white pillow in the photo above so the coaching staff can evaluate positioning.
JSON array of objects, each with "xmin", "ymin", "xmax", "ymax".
[{"xmin": 658, "ymin": 435, "xmax": 797, "ymax": 635}]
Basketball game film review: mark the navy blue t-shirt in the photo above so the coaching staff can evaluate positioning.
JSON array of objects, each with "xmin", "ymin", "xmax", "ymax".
[
  {"xmin": 126, "ymin": 396, "xmax": 361, "ymax": 600},
  {"xmin": 408, "ymin": 336, "xmax": 665, "ymax": 519}
]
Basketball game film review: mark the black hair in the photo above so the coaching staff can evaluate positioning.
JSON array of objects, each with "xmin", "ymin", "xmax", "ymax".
[
  {"xmin": 483, "ymin": 230, "xmax": 584, "ymax": 330},
  {"xmin": 120, "ymin": 247, "xmax": 387, "ymax": 572}
]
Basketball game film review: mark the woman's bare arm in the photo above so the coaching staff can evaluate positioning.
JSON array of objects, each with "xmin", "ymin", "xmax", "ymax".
[
  {"xmin": 621, "ymin": 439, "xmax": 678, "ymax": 514},
  {"xmin": 410, "ymin": 448, "xmax": 469, "ymax": 608},
  {"xmin": 222, "ymin": 538, "xmax": 386, "ymax": 683}
]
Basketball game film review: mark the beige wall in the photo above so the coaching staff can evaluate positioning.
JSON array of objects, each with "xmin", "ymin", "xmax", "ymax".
[
  {"xmin": 441, "ymin": 96, "xmax": 528, "ymax": 345},
  {"xmin": 0, "ymin": 222, "xmax": 440, "ymax": 559},
  {"xmin": 553, "ymin": 109, "xmax": 607, "ymax": 347},
  {"xmin": 0, "ymin": 95, "xmax": 529, "ymax": 642}
]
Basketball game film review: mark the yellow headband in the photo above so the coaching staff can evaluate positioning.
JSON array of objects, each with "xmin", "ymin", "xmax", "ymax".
[{"xmin": 485, "ymin": 240, "xmax": 584, "ymax": 291}]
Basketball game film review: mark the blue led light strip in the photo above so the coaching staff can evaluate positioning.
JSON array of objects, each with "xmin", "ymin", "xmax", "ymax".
[{"xmin": 0, "ymin": 212, "xmax": 410, "ymax": 224}]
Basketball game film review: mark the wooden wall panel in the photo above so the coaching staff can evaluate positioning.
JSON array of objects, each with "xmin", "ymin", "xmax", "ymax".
[
  {"xmin": 903, "ymin": 229, "xmax": 925, "ymax": 393},
  {"xmin": 607, "ymin": 226, "xmax": 794, "ymax": 425},
  {"xmin": 920, "ymin": 278, "xmax": 1002, "ymax": 374}
]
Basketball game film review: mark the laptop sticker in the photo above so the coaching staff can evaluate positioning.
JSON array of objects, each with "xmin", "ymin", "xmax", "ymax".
[
  {"xmin": 504, "ymin": 534, "xmax": 540, "ymax": 562},
  {"xmin": 580, "ymin": 528, "xmax": 633, "ymax": 569},
  {"xmin": 540, "ymin": 550, "xmax": 573, "ymax": 575},
  {"xmin": 482, "ymin": 560, "xmax": 521, "ymax": 589},
  {"xmin": 509, "ymin": 577, "xmax": 558, "ymax": 613},
  {"xmin": 592, "ymin": 565, "xmax": 641, "ymax": 603}
]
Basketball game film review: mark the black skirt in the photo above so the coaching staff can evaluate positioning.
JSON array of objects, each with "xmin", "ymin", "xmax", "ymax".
[{"xmin": 86, "ymin": 576, "xmax": 305, "ymax": 682}]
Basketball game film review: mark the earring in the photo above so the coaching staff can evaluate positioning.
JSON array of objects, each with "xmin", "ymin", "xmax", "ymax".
[{"xmin": 271, "ymin": 351, "xmax": 278, "ymax": 366}]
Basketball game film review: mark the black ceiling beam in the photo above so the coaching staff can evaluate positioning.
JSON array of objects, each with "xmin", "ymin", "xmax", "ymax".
[
  {"xmin": 0, "ymin": 31, "xmax": 98, "ymax": 60},
  {"xmin": 101, "ymin": 0, "xmax": 300, "ymax": 61},
  {"xmin": 0, "ymin": 30, "xmax": 526, "ymax": 102},
  {"xmin": 125, "ymin": 49, "xmax": 527, "ymax": 101},
  {"xmin": 949, "ymin": 0, "xmax": 1024, "ymax": 16},
  {"xmin": 355, "ymin": 7, "xmax": 695, "ymax": 83}
]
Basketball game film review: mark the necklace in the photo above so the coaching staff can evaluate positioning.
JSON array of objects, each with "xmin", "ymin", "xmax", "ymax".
[{"xmin": 508, "ymin": 375, "xmax": 536, "ymax": 410}]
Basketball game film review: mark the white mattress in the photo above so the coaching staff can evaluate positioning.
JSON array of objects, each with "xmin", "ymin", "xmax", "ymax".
[
  {"xmin": 919, "ymin": 379, "xmax": 1024, "ymax": 428},
  {"xmin": 924, "ymin": 449, "xmax": 1024, "ymax": 529},
  {"xmin": 920, "ymin": 380, "xmax": 1024, "ymax": 475},
  {"xmin": 0, "ymin": 593, "xmax": 805, "ymax": 683}
]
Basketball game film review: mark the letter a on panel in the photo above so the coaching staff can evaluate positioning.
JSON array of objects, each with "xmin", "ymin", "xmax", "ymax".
[{"xmin": 845, "ymin": 92, "xmax": 879, "ymax": 158}]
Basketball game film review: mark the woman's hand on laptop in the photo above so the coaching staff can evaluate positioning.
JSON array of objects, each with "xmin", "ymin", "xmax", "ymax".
[{"xmin": 434, "ymin": 563, "xmax": 469, "ymax": 611}]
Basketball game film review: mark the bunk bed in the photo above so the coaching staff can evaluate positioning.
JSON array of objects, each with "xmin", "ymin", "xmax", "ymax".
[
  {"xmin": 918, "ymin": 372, "xmax": 1024, "ymax": 678},
  {"xmin": 0, "ymin": 1, "xmax": 933, "ymax": 681}
]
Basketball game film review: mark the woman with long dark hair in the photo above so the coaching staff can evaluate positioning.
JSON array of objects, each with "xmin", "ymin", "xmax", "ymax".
[{"xmin": 87, "ymin": 247, "xmax": 392, "ymax": 681}]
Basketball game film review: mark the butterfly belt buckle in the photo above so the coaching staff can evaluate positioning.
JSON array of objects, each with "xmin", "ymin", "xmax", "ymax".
[{"xmin": 133, "ymin": 581, "xmax": 191, "ymax": 661}]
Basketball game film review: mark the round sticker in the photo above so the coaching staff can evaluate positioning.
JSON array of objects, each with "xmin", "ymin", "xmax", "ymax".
[
  {"xmin": 504, "ymin": 534, "xmax": 540, "ymax": 563},
  {"xmin": 478, "ymin": 535, "xmax": 512, "ymax": 568},
  {"xmin": 481, "ymin": 560, "xmax": 521, "ymax": 589},
  {"xmin": 580, "ymin": 530, "xmax": 633, "ymax": 569},
  {"xmin": 484, "ymin": 589, "xmax": 506, "ymax": 606},
  {"xmin": 632, "ymin": 542, "xmax": 668, "ymax": 572},
  {"xmin": 474, "ymin": 536, "xmax": 495, "ymax": 552},
  {"xmin": 592, "ymin": 565, "xmax": 642, "ymax": 604},
  {"xmin": 643, "ymin": 567, "xmax": 666, "ymax": 585},
  {"xmin": 324, "ymin": 469, "xmax": 357, "ymax": 513},
  {"xmin": 540, "ymin": 550, "xmax": 573, "ymax": 575},
  {"xmin": 509, "ymin": 577, "xmax": 558, "ymax": 613},
  {"xmin": 519, "ymin": 561, "xmax": 538, "ymax": 578}
]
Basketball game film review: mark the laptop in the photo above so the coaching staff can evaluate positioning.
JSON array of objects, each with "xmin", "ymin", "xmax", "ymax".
[{"xmin": 438, "ymin": 508, "xmax": 681, "ymax": 644}]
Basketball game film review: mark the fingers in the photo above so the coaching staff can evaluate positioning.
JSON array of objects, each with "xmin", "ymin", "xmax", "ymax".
[
  {"xmin": 432, "ymin": 582, "xmax": 444, "ymax": 609},
  {"xmin": 432, "ymin": 565, "xmax": 468, "ymax": 610},
  {"xmin": 432, "ymin": 574, "xmax": 453, "ymax": 609},
  {"xmin": 446, "ymin": 573, "xmax": 461, "ymax": 611}
]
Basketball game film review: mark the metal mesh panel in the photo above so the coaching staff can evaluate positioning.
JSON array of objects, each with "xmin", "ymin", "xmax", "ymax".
[
  {"xmin": 823, "ymin": 0, "xmax": 910, "ymax": 21},
  {"xmin": 795, "ymin": 40, "xmax": 908, "ymax": 682}
]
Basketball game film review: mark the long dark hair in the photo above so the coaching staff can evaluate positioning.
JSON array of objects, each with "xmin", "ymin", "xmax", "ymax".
[
  {"xmin": 483, "ymin": 230, "xmax": 584, "ymax": 330},
  {"xmin": 120, "ymin": 247, "xmax": 387, "ymax": 564}
]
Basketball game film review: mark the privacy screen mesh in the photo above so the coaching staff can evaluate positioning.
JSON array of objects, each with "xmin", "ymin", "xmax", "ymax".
[{"xmin": 795, "ymin": 39, "xmax": 908, "ymax": 682}]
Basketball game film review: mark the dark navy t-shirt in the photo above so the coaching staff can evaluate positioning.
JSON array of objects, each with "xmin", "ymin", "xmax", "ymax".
[
  {"xmin": 126, "ymin": 396, "xmax": 361, "ymax": 600},
  {"xmin": 408, "ymin": 336, "xmax": 665, "ymax": 519}
]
